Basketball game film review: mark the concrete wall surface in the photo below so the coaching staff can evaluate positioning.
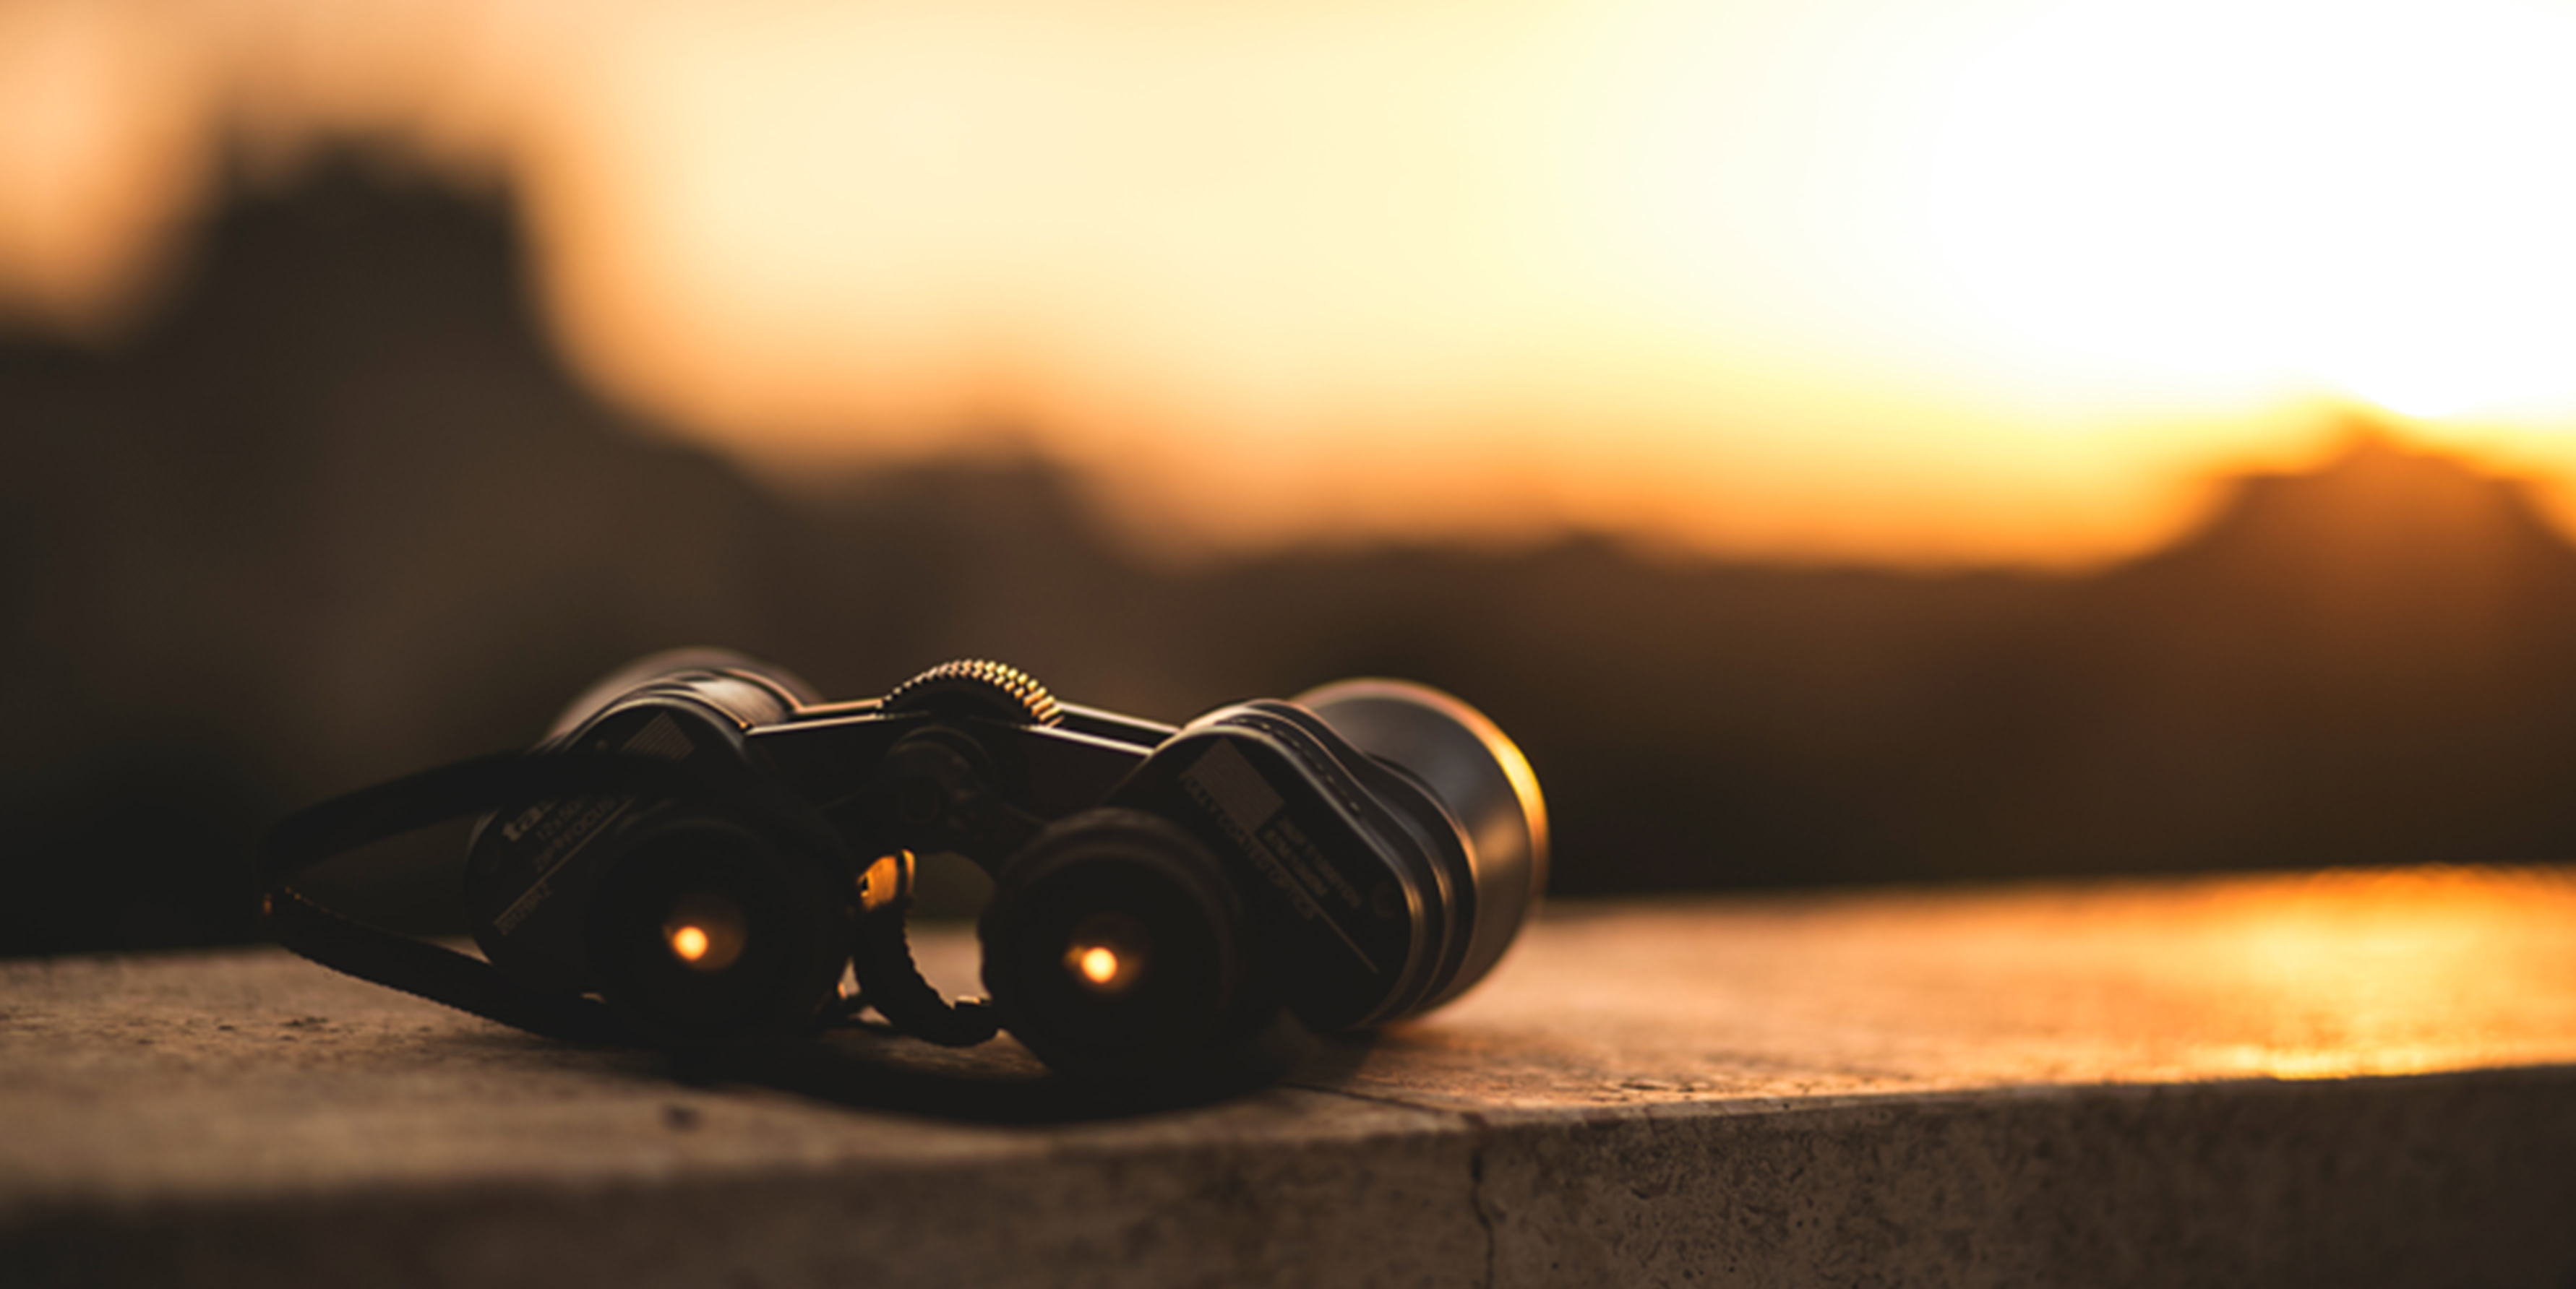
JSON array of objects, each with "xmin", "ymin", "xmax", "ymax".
[{"xmin": 4, "ymin": 866, "xmax": 2572, "ymax": 1287}]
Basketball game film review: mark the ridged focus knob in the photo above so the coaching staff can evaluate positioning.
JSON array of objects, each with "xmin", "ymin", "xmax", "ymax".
[{"xmin": 882, "ymin": 659, "xmax": 1063, "ymax": 727}]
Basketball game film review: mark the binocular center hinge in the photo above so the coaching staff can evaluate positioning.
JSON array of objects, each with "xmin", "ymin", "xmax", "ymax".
[{"xmin": 864, "ymin": 736, "xmax": 1046, "ymax": 874}]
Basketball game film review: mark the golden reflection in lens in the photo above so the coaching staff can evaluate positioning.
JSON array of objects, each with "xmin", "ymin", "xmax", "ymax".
[
  {"xmin": 662, "ymin": 892, "xmax": 747, "ymax": 973},
  {"xmin": 1062, "ymin": 911, "xmax": 1150, "ymax": 995},
  {"xmin": 1065, "ymin": 941, "xmax": 1134, "ymax": 993},
  {"xmin": 669, "ymin": 924, "xmax": 710, "ymax": 962}
]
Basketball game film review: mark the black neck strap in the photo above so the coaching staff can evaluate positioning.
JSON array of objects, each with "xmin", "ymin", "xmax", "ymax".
[
  {"xmin": 266, "ymin": 749, "xmax": 1008, "ymax": 1051},
  {"xmin": 262, "ymin": 753, "xmax": 712, "ymax": 1046}
]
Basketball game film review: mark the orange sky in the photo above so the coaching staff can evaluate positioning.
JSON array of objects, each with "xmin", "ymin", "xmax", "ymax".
[{"xmin": 7, "ymin": 0, "xmax": 2576, "ymax": 564}]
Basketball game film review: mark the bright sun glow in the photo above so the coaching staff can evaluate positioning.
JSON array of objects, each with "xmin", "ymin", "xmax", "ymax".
[
  {"xmin": 1077, "ymin": 947, "xmax": 1120, "ymax": 986},
  {"xmin": 12, "ymin": 0, "xmax": 2576, "ymax": 564},
  {"xmin": 1929, "ymin": 0, "xmax": 2576, "ymax": 423},
  {"xmin": 670, "ymin": 925, "xmax": 710, "ymax": 964}
]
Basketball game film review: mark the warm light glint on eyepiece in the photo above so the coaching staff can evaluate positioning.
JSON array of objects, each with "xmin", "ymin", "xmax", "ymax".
[
  {"xmin": 671, "ymin": 924, "xmax": 711, "ymax": 962},
  {"xmin": 1062, "ymin": 911, "xmax": 1151, "ymax": 995},
  {"xmin": 661, "ymin": 892, "xmax": 747, "ymax": 974}
]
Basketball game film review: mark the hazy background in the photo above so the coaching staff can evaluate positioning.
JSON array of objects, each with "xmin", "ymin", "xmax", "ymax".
[{"xmin": 9, "ymin": 0, "xmax": 2576, "ymax": 955}]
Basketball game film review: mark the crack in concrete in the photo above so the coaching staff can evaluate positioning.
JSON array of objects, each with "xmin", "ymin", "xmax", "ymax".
[
  {"xmin": 1464, "ymin": 1111, "xmax": 1499, "ymax": 1289},
  {"xmin": 1292, "ymin": 1082, "xmax": 1506, "ymax": 1285}
]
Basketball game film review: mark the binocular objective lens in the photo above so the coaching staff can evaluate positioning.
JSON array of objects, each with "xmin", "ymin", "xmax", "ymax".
[
  {"xmin": 1062, "ymin": 911, "xmax": 1151, "ymax": 994},
  {"xmin": 661, "ymin": 891, "xmax": 748, "ymax": 973}
]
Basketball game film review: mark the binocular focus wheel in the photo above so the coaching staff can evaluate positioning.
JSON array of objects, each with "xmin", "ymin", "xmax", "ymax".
[{"xmin": 883, "ymin": 660, "xmax": 1063, "ymax": 726}]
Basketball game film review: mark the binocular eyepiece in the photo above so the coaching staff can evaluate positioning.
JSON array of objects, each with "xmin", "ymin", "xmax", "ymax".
[{"xmin": 265, "ymin": 652, "xmax": 1548, "ymax": 1087}]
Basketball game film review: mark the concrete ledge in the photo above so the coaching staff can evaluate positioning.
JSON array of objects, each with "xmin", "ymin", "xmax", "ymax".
[{"xmin": 6, "ymin": 867, "xmax": 2575, "ymax": 1287}]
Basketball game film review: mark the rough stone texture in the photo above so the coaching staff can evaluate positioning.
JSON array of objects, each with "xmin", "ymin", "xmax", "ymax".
[{"xmin": 4, "ymin": 866, "xmax": 2575, "ymax": 1287}]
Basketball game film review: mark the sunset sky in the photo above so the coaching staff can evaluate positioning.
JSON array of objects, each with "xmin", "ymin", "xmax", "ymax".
[{"xmin": 7, "ymin": 0, "xmax": 2576, "ymax": 564}]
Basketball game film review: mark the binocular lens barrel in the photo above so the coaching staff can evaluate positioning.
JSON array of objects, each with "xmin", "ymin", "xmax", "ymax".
[
  {"xmin": 1291, "ymin": 680, "xmax": 1548, "ymax": 1012},
  {"xmin": 465, "ymin": 651, "xmax": 853, "ymax": 1047},
  {"xmin": 545, "ymin": 648, "xmax": 820, "ymax": 741},
  {"xmin": 978, "ymin": 679, "xmax": 1547, "ymax": 1079}
]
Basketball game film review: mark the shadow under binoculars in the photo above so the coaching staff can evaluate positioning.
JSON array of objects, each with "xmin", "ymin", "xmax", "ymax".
[{"xmin": 263, "ymin": 651, "xmax": 1548, "ymax": 1094}]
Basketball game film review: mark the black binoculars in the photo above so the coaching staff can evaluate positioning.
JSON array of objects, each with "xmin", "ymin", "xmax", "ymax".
[{"xmin": 266, "ymin": 652, "xmax": 1547, "ymax": 1085}]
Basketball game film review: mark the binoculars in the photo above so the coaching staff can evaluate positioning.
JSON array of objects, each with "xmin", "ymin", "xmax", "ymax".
[{"xmin": 266, "ymin": 652, "xmax": 1548, "ymax": 1086}]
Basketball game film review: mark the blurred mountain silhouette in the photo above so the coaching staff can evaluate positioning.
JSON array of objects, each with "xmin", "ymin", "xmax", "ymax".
[{"xmin": 9, "ymin": 152, "xmax": 2576, "ymax": 956}]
